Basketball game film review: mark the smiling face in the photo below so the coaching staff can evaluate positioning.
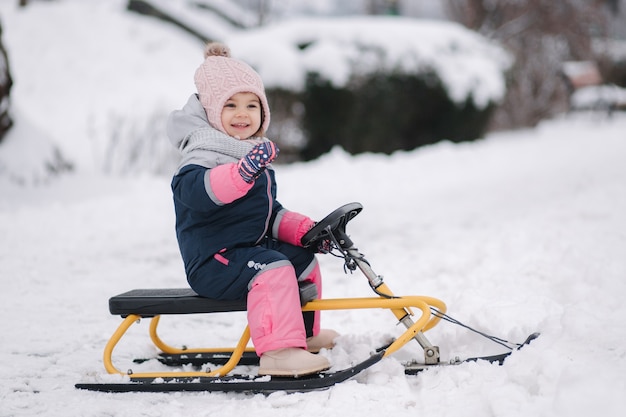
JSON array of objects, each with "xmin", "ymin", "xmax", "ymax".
[{"xmin": 221, "ymin": 92, "xmax": 263, "ymax": 139}]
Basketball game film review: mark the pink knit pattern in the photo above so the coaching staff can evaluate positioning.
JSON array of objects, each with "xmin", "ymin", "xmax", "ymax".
[{"xmin": 194, "ymin": 56, "xmax": 271, "ymax": 135}]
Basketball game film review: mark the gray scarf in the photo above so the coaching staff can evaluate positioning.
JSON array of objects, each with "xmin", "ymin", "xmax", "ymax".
[{"xmin": 176, "ymin": 127, "xmax": 267, "ymax": 171}]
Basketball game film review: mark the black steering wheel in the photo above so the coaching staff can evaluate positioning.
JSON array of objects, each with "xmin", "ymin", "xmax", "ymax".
[{"xmin": 301, "ymin": 202, "xmax": 363, "ymax": 249}]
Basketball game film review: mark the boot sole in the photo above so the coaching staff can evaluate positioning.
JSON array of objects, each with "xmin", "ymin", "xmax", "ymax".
[{"xmin": 258, "ymin": 365, "xmax": 330, "ymax": 378}]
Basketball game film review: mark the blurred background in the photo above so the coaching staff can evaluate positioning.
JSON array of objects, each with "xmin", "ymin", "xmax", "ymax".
[{"xmin": 1, "ymin": 0, "xmax": 625, "ymax": 181}]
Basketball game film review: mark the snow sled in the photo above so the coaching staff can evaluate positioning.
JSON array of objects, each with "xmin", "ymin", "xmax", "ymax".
[{"xmin": 75, "ymin": 203, "xmax": 538, "ymax": 394}]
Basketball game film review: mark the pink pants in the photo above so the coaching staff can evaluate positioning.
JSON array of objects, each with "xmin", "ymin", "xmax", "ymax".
[{"xmin": 247, "ymin": 261, "xmax": 322, "ymax": 356}]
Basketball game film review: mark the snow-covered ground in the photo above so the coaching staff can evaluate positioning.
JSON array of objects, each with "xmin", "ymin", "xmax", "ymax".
[
  {"xmin": 2, "ymin": 112, "xmax": 626, "ymax": 417},
  {"xmin": 1, "ymin": 1, "xmax": 626, "ymax": 416}
]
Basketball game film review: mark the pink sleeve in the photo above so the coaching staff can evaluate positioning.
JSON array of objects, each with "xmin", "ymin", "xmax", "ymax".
[
  {"xmin": 272, "ymin": 209, "xmax": 315, "ymax": 247},
  {"xmin": 207, "ymin": 163, "xmax": 253, "ymax": 204}
]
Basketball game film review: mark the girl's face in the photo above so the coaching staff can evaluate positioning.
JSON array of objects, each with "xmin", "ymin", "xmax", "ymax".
[{"xmin": 221, "ymin": 92, "xmax": 263, "ymax": 139}]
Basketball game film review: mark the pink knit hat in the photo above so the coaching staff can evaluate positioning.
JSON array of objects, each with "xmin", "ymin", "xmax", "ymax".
[{"xmin": 194, "ymin": 43, "xmax": 271, "ymax": 135}]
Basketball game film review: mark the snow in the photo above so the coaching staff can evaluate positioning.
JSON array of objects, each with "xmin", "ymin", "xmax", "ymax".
[
  {"xmin": 146, "ymin": 0, "xmax": 258, "ymax": 39},
  {"xmin": 1, "ymin": 0, "xmax": 203, "ymax": 175},
  {"xmin": 570, "ymin": 85, "xmax": 626, "ymax": 111},
  {"xmin": 2, "ymin": 1, "xmax": 626, "ymax": 416}
]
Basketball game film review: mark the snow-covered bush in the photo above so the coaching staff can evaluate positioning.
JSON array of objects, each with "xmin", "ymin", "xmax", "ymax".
[
  {"xmin": 226, "ymin": 16, "xmax": 511, "ymax": 160},
  {"xmin": 296, "ymin": 71, "xmax": 496, "ymax": 160}
]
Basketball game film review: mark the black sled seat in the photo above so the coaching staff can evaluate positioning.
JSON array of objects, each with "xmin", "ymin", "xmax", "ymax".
[{"xmin": 109, "ymin": 288, "xmax": 247, "ymax": 317}]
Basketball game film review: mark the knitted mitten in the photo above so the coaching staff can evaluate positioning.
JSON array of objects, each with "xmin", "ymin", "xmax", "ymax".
[{"xmin": 238, "ymin": 141, "xmax": 279, "ymax": 183}]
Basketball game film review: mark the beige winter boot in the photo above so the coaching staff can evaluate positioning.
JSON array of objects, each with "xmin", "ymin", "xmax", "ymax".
[
  {"xmin": 306, "ymin": 329, "xmax": 340, "ymax": 353},
  {"xmin": 258, "ymin": 348, "xmax": 330, "ymax": 377}
]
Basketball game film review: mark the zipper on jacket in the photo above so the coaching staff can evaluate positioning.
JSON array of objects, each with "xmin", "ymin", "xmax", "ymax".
[{"xmin": 254, "ymin": 170, "xmax": 273, "ymax": 245}]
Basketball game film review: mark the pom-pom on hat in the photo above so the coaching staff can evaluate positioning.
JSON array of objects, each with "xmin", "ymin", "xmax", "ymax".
[{"xmin": 194, "ymin": 42, "xmax": 270, "ymax": 135}]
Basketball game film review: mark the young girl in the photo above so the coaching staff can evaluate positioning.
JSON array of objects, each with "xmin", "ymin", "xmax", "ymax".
[{"xmin": 167, "ymin": 43, "xmax": 338, "ymax": 377}]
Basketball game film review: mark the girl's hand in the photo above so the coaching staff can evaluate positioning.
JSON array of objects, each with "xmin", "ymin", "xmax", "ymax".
[{"xmin": 238, "ymin": 141, "xmax": 279, "ymax": 183}]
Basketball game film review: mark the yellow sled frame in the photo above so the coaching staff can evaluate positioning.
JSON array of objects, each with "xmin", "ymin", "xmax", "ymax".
[{"xmin": 103, "ymin": 283, "xmax": 446, "ymax": 380}]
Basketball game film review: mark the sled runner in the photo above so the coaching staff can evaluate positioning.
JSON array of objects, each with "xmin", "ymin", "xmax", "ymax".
[{"xmin": 75, "ymin": 203, "xmax": 538, "ymax": 393}]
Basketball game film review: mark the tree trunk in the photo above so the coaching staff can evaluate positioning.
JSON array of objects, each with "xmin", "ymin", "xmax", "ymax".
[{"xmin": 0, "ymin": 22, "xmax": 14, "ymax": 142}]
